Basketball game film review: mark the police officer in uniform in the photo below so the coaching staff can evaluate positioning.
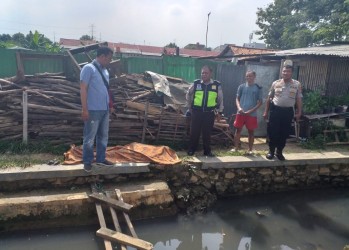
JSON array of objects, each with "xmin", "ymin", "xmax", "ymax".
[
  {"xmin": 186, "ymin": 65, "xmax": 224, "ymax": 157},
  {"xmin": 263, "ymin": 64, "xmax": 302, "ymax": 161}
]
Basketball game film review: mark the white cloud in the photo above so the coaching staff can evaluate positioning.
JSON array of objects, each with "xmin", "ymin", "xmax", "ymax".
[{"xmin": 0, "ymin": 0, "xmax": 273, "ymax": 48}]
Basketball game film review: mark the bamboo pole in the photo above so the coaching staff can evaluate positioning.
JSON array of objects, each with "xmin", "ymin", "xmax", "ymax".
[
  {"xmin": 141, "ymin": 101, "xmax": 149, "ymax": 143},
  {"xmin": 22, "ymin": 89, "xmax": 28, "ymax": 144},
  {"xmin": 156, "ymin": 106, "xmax": 164, "ymax": 143}
]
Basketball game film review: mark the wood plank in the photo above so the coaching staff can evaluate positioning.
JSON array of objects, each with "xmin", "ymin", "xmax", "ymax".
[
  {"xmin": 89, "ymin": 193, "xmax": 133, "ymax": 212},
  {"xmin": 15, "ymin": 52, "xmax": 25, "ymax": 75},
  {"xmin": 105, "ymin": 191, "xmax": 127, "ymax": 250},
  {"xmin": 95, "ymin": 202, "xmax": 113, "ymax": 250},
  {"xmin": 115, "ymin": 189, "xmax": 138, "ymax": 238},
  {"xmin": 69, "ymin": 42, "xmax": 107, "ymax": 54},
  {"xmin": 27, "ymin": 103, "xmax": 80, "ymax": 114},
  {"xmin": 326, "ymin": 142, "xmax": 349, "ymax": 145},
  {"xmin": 141, "ymin": 101, "xmax": 149, "ymax": 143},
  {"xmin": 96, "ymin": 227, "xmax": 153, "ymax": 250}
]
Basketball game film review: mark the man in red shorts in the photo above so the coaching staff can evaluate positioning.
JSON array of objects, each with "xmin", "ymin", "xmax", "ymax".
[{"xmin": 232, "ymin": 71, "xmax": 263, "ymax": 154}]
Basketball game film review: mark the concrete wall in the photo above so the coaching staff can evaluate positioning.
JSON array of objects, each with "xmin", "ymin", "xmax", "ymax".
[{"xmin": 1, "ymin": 155, "xmax": 348, "ymax": 231}]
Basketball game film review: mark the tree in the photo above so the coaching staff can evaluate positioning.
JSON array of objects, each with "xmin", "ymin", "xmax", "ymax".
[
  {"xmin": 255, "ymin": 0, "xmax": 349, "ymax": 49},
  {"xmin": 80, "ymin": 34, "xmax": 93, "ymax": 40},
  {"xmin": 0, "ymin": 34, "xmax": 11, "ymax": 42},
  {"xmin": 0, "ymin": 31, "xmax": 63, "ymax": 52},
  {"xmin": 12, "ymin": 32, "xmax": 26, "ymax": 47},
  {"xmin": 165, "ymin": 42, "xmax": 177, "ymax": 48}
]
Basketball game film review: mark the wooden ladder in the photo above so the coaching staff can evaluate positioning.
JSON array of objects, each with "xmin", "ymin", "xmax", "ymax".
[
  {"xmin": 323, "ymin": 129, "xmax": 349, "ymax": 145},
  {"xmin": 89, "ymin": 185, "xmax": 153, "ymax": 250}
]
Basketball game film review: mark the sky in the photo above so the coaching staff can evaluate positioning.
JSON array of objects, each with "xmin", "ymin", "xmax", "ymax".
[{"xmin": 0, "ymin": 0, "xmax": 274, "ymax": 49}]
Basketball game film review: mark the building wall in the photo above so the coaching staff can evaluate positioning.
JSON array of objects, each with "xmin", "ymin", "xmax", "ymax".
[
  {"xmin": 327, "ymin": 59, "xmax": 349, "ymax": 96},
  {"xmin": 293, "ymin": 58, "xmax": 349, "ymax": 97}
]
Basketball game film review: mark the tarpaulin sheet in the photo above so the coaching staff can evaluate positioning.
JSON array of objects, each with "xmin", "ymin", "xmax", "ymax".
[{"xmin": 63, "ymin": 142, "xmax": 181, "ymax": 165}]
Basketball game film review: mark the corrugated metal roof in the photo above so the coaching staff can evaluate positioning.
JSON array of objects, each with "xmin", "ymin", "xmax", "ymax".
[
  {"xmin": 275, "ymin": 44, "xmax": 349, "ymax": 57},
  {"xmin": 218, "ymin": 45, "xmax": 276, "ymax": 57},
  {"xmin": 59, "ymin": 38, "xmax": 219, "ymax": 58}
]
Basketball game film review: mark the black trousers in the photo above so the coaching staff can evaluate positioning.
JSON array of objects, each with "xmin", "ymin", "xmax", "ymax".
[
  {"xmin": 267, "ymin": 103, "xmax": 294, "ymax": 153},
  {"xmin": 188, "ymin": 110, "xmax": 215, "ymax": 154}
]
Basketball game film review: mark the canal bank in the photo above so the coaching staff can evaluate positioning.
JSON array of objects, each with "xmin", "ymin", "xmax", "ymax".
[{"xmin": 0, "ymin": 150, "xmax": 349, "ymax": 232}]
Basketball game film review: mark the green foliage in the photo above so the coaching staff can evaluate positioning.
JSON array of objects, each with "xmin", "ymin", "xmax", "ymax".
[
  {"xmin": 300, "ymin": 134, "xmax": 326, "ymax": 149},
  {"xmin": 256, "ymin": 0, "xmax": 349, "ymax": 49},
  {"xmin": 0, "ymin": 140, "xmax": 68, "ymax": 155},
  {"xmin": 0, "ymin": 41, "xmax": 17, "ymax": 48},
  {"xmin": 303, "ymin": 90, "xmax": 326, "ymax": 114},
  {"xmin": 0, "ymin": 31, "xmax": 63, "ymax": 52},
  {"xmin": 0, "ymin": 140, "xmax": 67, "ymax": 168}
]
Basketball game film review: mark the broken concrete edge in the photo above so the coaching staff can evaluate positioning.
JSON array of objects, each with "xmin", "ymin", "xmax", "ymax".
[{"xmin": 0, "ymin": 180, "xmax": 178, "ymax": 232}]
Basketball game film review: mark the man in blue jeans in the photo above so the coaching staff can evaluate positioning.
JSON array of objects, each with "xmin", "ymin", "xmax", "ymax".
[{"xmin": 80, "ymin": 46, "xmax": 115, "ymax": 172}]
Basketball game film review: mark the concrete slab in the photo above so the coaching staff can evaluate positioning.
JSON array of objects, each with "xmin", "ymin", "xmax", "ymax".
[
  {"xmin": 191, "ymin": 151, "xmax": 349, "ymax": 169},
  {"xmin": 0, "ymin": 163, "xmax": 150, "ymax": 182}
]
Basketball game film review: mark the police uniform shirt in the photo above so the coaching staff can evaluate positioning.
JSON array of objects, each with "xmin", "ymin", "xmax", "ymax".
[
  {"xmin": 186, "ymin": 79, "xmax": 224, "ymax": 112},
  {"xmin": 269, "ymin": 79, "xmax": 302, "ymax": 107}
]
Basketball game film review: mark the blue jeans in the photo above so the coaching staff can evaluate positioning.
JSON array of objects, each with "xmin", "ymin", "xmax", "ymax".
[{"xmin": 82, "ymin": 110, "xmax": 109, "ymax": 164}]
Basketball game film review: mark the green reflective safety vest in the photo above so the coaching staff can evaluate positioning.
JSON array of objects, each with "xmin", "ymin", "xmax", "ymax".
[{"xmin": 192, "ymin": 79, "xmax": 220, "ymax": 112}]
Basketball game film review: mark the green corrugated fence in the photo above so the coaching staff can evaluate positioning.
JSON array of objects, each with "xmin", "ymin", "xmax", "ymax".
[{"xmin": 0, "ymin": 48, "xmax": 230, "ymax": 83}]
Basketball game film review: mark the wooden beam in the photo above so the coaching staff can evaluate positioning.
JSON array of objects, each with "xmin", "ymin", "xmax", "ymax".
[
  {"xmin": 22, "ymin": 90, "xmax": 28, "ymax": 144},
  {"xmin": 27, "ymin": 103, "xmax": 80, "ymax": 114},
  {"xmin": 105, "ymin": 191, "xmax": 127, "ymax": 250},
  {"xmin": 141, "ymin": 101, "xmax": 149, "ymax": 143},
  {"xmin": 89, "ymin": 193, "xmax": 133, "ymax": 212},
  {"xmin": 115, "ymin": 189, "xmax": 138, "ymax": 238},
  {"xmin": 95, "ymin": 202, "xmax": 113, "ymax": 250},
  {"xmin": 69, "ymin": 42, "xmax": 107, "ymax": 54},
  {"xmin": 15, "ymin": 52, "xmax": 25, "ymax": 75},
  {"xmin": 96, "ymin": 227, "xmax": 153, "ymax": 250}
]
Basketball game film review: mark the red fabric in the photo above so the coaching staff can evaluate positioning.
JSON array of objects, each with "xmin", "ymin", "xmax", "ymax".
[{"xmin": 233, "ymin": 114, "xmax": 258, "ymax": 130}]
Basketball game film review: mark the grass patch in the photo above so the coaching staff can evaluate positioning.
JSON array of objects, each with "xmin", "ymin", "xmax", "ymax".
[
  {"xmin": 0, "ymin": 140, "xmax": 69, "ymax": 155},
  {"xmin": 0, "ymin": 140, "xmax": 67, "ymax": 169},
  {"xmin": 300, "ymin": 135, "xmax": 326, "ymax": 150},
  {"xmin": 0, "ymin": 154, "xmax": 63, "ymax": 169}
]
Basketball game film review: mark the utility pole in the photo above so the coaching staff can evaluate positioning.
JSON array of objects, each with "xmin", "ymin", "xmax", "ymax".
[
  {"xmin": 205, "ymin": 12, "xmax": 211, "ymax": 50},
  {"xmin": 90, "ymin": 24, "xmax": 95, "ymax": 40}
]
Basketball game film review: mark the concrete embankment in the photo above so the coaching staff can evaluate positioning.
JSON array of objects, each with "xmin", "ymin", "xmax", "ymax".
[{"xmin": 1, "ymin": 151, "xmax": 349, "ymax": 232}]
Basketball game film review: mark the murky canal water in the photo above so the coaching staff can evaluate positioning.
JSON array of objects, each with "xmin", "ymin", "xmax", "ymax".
[{"xmin": 1, "ymin": 187, "xmax": 349, "ymax": 250}]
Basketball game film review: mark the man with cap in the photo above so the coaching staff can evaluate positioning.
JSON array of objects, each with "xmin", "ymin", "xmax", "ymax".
[{"xmin": 263, "ymin": 64, "xmax": 302, "ymax": 160}]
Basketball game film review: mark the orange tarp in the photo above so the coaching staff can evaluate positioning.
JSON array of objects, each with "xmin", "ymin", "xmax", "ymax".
[{"xmin": 63, "ymin": 142, "xmax": 181, "ymax": 165}]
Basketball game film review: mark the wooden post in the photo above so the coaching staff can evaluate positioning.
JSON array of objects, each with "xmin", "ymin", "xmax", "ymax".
[
  {"xmin": 106, "ymin": 191, "xmax": 127, "ymax": 250},
  {"xmin": 156, "ymin": 106, "xmax": 164, "ymax": 143},
  {"xmin": 141, "ymin": 102, "xmax": 149, "ymax": 143},
  {"xmin": 22, "ymin": 89, "xmax": 28, "ymax": 144},
  {"xmin": 173, "ymin": 109, "xmax": 180, "ymax": 143},
  {"xmin": 66, "ymin": 50, "xmax": 81, "ymax": 79},
  {"xmin": 15, "ymin": 52, "xmax": 25, "ymax": 75},
  {"xmin": 115, "ymin": 189, "xmax": 138, "ymax": 238}
]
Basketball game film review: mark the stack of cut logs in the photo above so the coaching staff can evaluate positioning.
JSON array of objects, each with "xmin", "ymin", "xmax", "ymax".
[{"xmin": 0, "ymin": 72, "xmax": 233, "ymax": 148}]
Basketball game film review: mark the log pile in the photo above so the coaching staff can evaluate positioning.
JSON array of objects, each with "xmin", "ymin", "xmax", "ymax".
[{"xmin": 0, "ymin": 72, "xmax": 233, "ymax": 148}]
